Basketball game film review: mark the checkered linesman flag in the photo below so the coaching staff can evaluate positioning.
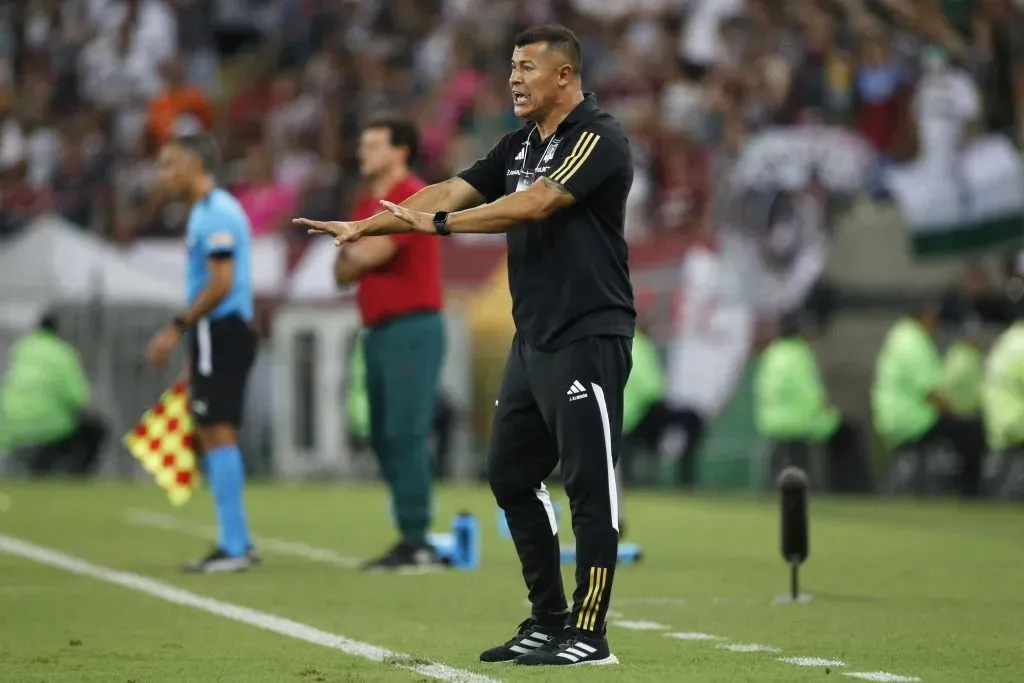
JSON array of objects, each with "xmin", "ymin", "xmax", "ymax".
[{"xmin": 122, "ymin": 383, "xmax": 200, "ymax": 507}]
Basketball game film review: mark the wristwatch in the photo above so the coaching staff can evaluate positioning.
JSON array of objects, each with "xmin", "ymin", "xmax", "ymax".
[{"xmin": 432, "ymin": 211, "xmax": 451, "ymax": 236}]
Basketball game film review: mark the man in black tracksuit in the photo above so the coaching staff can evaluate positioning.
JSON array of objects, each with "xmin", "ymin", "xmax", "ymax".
[
  {"xmin": 456, "ymin": 25, "xmax": 635, "ymax": 667},
  {"xmin": 295, "ymin": 24, "xmax": 633, "ymax": 666}
]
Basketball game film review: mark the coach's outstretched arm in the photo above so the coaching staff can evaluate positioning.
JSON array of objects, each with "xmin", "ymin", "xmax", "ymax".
[
  {"xmin": 381, "ymin": 177, "xmax": 575, "ymax": 235},
  {"xmin": 380, "ymin": 131, "xmax": 627, "ymax": 235},
  {"xmin": 293, "ymin": 177, "xmax": 485, "ymax": 245}
]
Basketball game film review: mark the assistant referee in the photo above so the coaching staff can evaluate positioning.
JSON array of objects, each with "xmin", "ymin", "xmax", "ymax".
[
  {"xmin": 295, "ymin": 24, "xmax": 634, "ymax": 667},
  {"xmin": 148, "ymin": 133, "xmax": 258, "ymax": 574}
]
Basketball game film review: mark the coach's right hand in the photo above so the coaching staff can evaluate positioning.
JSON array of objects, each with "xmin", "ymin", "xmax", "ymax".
[{"xmin": 293, "ymin": 218, "xmax": 362, "ymax": 246}]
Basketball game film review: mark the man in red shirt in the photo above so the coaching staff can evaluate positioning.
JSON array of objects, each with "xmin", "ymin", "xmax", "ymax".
[{"xmin": 334, "ymin": 118, "xmax": 446, "ymax": 571}]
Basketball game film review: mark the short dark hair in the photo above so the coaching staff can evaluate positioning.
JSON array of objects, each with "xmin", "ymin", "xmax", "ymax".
[
  {"xmin": 364, "ymin": 117, "xmax": 419, "ymax": 166},
  {"xmin": 174, "ymin": 132, "xmax": 221, "ymax": 173},
  {"xmin": 514, "ymin": 24, "xmax": 582, "ymax": 75}
]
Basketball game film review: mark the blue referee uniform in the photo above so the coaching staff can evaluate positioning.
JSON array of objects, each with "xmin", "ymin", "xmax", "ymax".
[{"xmin": 186, "ymin": 187, "xmax": 257, "ymax": 559}]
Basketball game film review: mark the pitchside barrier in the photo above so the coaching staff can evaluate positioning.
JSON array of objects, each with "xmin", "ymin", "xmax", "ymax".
[
  {"xmin": 271, "ymin": 305, "xmax": 476, "ymax": 480},
  {"xmin": 0, "ymin": 302, "xmax": 273, "ymax": 480}
]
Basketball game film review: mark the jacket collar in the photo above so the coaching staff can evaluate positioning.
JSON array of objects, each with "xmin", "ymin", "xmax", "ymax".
[{"xmin": 522, "ymin": 92, "xmax": 599, "ymax": 142}]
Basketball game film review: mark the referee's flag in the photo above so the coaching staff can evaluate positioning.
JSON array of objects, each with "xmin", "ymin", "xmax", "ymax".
[{"xmin": 122, "ymin": 383, "xmax": 200, "ymax": 507}]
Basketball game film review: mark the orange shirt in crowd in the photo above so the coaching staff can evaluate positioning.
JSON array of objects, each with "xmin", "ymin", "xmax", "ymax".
[{"xmin": 147, "ymin": 87, "xmax": 214, "ymax": 144}]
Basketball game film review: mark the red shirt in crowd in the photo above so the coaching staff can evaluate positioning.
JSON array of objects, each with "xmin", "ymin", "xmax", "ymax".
[{"xmin": 351, "ymin": 175, "xmax": 443, "ymax": 327}]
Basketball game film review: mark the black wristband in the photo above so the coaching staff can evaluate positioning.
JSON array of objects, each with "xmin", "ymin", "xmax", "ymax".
[
  {"xmin": 172, "ymin": 316, "xmax": 190, "ymax": 331},
  {"xmin": 433, "ymin": 211, "xmax": 450, "ymax": 236}
]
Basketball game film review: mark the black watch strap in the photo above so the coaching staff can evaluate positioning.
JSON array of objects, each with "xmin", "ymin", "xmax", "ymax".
[{"xmin": 433, "ymin": 211, "xmax": 450, "ymax": 236}]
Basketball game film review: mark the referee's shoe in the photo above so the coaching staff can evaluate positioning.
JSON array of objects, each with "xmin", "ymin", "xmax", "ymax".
[{"xmin": 183, "ymin": 545, "xmax": 260, "ymax": 573}]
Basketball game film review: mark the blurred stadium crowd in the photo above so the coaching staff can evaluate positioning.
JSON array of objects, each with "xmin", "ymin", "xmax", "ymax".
[{"xmin": 1, "ymin": 0, "xmax": 1021, "ymax": 247}]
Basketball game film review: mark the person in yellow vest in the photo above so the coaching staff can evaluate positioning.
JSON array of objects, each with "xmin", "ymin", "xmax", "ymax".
[
  {"xmin": 619, "ymin": 326, "xmax": 667, "ymax": 483},
  {"xmin": 872, "ymin": 302, "xmax": 984, "ymax": 497},
  {"xmin": 755, "ymin": 311, "xmax": 871, "ymax": 492},
  {"xmin": 938, "ymin": 266, "xmax": 994, "ymax": 421},
  {"xmin": 981, "ymin": 291, "xmax": 1024, "ymax": 498},
  {"xmin": 940, "ymin": 327, "xmax": 985, "ymax": 419},
  {"xmin": 0, "ymin": 313, "xmax": 107, "ymax": 476},
  {"xmin": 346, "ymin": 331, "xmax": 372, "ymax": 450}
]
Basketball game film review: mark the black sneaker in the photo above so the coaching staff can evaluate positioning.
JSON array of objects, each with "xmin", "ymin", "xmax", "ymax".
[
  {"xmin": 245, "ymin": 545, "xmax": 261, "ymax": 566},
  {"xmin": 359, "ymin": 541, "xmax": 446, "ymax": 573},
  {"xmin": 515, "ymin": 626, "xmax": 618, "ymax": 666},
  {"xmin": 479, "ymin": 617, "xmax": 564, "ymax": 663},
  {"xmin": 183, "ymin": 547, "xmax": 254, "ymax": 574}
]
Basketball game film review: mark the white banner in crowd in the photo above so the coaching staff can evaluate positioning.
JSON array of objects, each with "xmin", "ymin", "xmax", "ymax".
[
  {"xmin": 731, "ymin": 125, "xmax": 873, "ymax": 194},
  {"xmin": 720, "ymin": 125, "xmax": 860, "ymax": 314},
  {"xmin": 665, "ymin": 245, "xmax": 754, "ymax": 418},
  {"xmin": 886, "ymin": 135, "xmax": 1024, "ymax": 256}
]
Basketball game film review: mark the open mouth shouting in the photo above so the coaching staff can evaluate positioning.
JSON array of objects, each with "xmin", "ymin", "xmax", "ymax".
[{"xmin": 512, "ymin": 89, "xmax": 530, "ymax": 110}]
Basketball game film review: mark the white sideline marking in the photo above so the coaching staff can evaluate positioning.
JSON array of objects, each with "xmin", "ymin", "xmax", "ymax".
[
  {"xmin": 125, "ymin": 509, "xmax": 364, "ymax": 569},
  {"xmin": 717, "ymin": 643, "xmax": 781, "ymax": 653},
  {"xmin": 611, "ymin": 620, "xmax": 669, "ymax": 631},
  {"xmin": 781, "ymin": 657, "xmax": 846, "ymax": 667},
  {"xmin": 652, "ymin": 618, "xmax": 921, "ymax": 681},
  {"xmin": 664, "ymin": 632, "xmax": 722, "ymax": 641},
  {"xmin": 0, "ymin": 535, "xmax": 495, "ymax": 683}
]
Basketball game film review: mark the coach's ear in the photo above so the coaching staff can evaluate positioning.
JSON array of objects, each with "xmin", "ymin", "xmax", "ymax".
[{"xmin": 206, "ymin": 255, "xmax": 234, "ymax": 297}]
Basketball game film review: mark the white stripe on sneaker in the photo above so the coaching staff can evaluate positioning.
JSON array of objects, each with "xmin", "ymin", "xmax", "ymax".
[
  {"xmin": 565, "ymin": 647, "xmax": 589, "ymax": 658},
  {"xmin": 510, "ymin": 645, "xmax": 530, "ymax": 654},
  {"xmin": 528, "ymin": 633, "xmax": 551, "ymax": 641},
  {"xmin": 575, "ymin": 643, "xmax": 597, "ymax": 653},
  {"xmin": 520, "ymin": 639, "xmax": 544, "ymax": 648},
  {"xmin": 557, "ymin": 653, "xmax": 580, "ymax": 662}
]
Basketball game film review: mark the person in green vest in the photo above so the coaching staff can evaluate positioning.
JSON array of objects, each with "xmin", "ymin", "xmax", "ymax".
[
  {"xmin": 981, "ymin": 292, "xmax": 1024, "ymax": 496},
  {"xmin": 346, "ymin": 331, "xmax": 372, "ymax": 449},
  {"xmin": 938, "ymin": 265, "xmax": 998, "ymax": 420},
  {"xmin": 623, "ymin": 328, "xmax": 666, "ymax": 443},
  {"xmin": 614, "ymin": 325, "xmax": 666, "ymax": 535},
  {"xmin": 940, "ymin": 327, "xmax": 985, "ymax": 419},
  {"xmin": 872, "ymin": 302, "xmax": 984, "ymax": 497},
  {"xmin": 755, "ymin": 311, "xmax": 870, "ymax": 492},
  {"xmin": 0, "ymin": 313, "xmax": 106, "ymax": 477},
  {"xmin": 619, "ymin": 327, "xmax": 667, "ymax": 482}
]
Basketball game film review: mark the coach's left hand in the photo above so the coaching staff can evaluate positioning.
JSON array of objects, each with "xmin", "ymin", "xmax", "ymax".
[
  {"xmin": 147, "ymin": 325, "xmax": 181, "ymax": 368},
  {"xmin": 379, "ymin": 201, "xmax": 435, "ymax": 234}
]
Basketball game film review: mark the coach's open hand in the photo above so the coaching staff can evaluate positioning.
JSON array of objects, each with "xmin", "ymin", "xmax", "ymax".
[
  {"xmin": 379, "ymin": 201, "xmax": 435, "ymax": 234},
  {"xmin": 147, "ymin": 324, "xmax": 180, "ymax": 368},
  {"xmin": 293, "ymin": 218, "xmax": 362, "ymax": 246}
]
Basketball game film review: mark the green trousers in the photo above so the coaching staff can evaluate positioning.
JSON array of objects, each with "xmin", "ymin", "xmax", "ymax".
[{"xmin": 364, "ymin": 311, "xmax": 445, "ymax": 545}]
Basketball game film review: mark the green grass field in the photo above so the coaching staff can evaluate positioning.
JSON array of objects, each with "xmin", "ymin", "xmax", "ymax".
[{"xmin": 0, "ymin": 481, "xmax": 1021, "ymax": 682}]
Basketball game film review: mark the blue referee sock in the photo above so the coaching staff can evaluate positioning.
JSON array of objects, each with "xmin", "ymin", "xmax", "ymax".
[{"xmin": 205, "ymin": 445, "xmax": 250, "ymax": 557}]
